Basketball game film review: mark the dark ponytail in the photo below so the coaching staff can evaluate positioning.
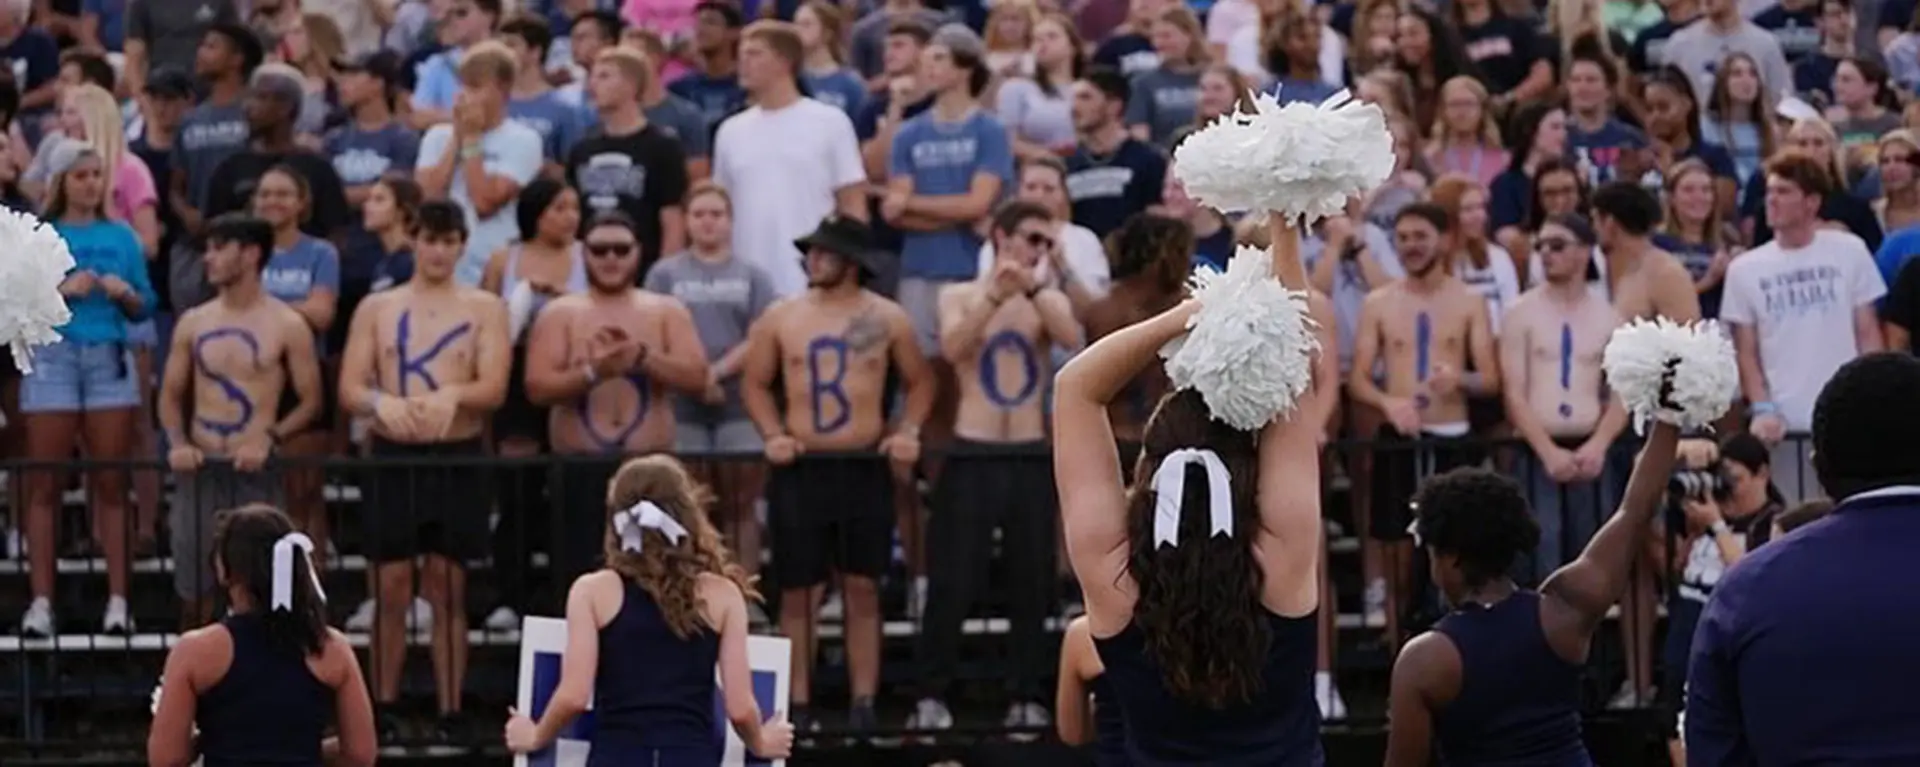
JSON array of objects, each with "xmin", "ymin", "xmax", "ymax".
[{"xmin": 212, "ymin": 504, "xmax": 328, "ymax": 658}]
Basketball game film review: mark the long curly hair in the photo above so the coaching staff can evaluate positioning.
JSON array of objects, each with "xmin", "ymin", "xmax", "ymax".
[
  {"xmin": 602, "ymin": 455, "xmax": 760, "ymax": 639},
  {"xmin": 1123, "ymin": 389, "xmax": 1270, "ymax": 709}
]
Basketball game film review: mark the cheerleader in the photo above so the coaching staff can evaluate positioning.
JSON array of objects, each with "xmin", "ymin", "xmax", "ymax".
[
  {"xmin": 1056, "ymin": 615, "xmax": 1128, "ymax": 765},
  {"xmin": 1383, "ymin": 320, "xmax": 1734, "ymax": 766},
  {"xmin": 1052, "ymin": 211, "xmax": 1333, "ymax": 764},
  {"xmin": 503, "ymin": 454, "xmax": 793, "ymax": 765},
  {"xmin": 147, "ymin": 504, "xmax": 376, "ymax": 767}
]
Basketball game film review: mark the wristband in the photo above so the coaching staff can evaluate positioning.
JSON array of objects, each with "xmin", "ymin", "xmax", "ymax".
[
  {"xmin": 1709, "ymin": 520, "xmax": 1732, "ymax": 537},
  {"xmin": 1750, "ymin": 401, "xmax": 1780, "ymax": 417},
  {"xmin": 459, "ymin": 142, "xmax": 484, "ymax": 161}
]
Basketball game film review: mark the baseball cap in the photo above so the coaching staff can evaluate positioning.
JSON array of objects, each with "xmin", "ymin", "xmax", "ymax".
[{"xmin": 142, "ymin": 67, "xmax": 196, "ymax": 100}]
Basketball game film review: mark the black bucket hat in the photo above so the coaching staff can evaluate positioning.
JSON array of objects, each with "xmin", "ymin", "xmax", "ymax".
[{"xmin": 794, "ymin": 216, "xmax": 884, "ymax": 277}]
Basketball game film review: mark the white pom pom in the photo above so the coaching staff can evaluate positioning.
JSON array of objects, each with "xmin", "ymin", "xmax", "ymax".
[
  {"xmin": 1601, "ymin": 318, "xmax": 1738, "ymax": 431},
  {"xmin": 1172, "ymin": 89, "xmax": 1397, "ymax": 227},
  {"xmin": 1159, "ymin": 246, "xmax": 1321, "ymax": 431},
  {"xmin": 0, "ymin": 208, "xmax": 75, "ymax": 374}
]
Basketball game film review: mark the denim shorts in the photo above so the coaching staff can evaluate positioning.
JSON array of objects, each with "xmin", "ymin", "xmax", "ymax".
[
  {"xmin": 123, "ymin": 318, "xmax": 159, "ymax": 348},
  {"xmin": 20, "ymin": 338, "xmax": 141, "ymax": 414}
]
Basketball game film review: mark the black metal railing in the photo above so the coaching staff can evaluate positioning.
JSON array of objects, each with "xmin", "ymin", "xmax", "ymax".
[{"xmin": 0, "ymin": 433, "xmax": 1824, "ymax": 752}]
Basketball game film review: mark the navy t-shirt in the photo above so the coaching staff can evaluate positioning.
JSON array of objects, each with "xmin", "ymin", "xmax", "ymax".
[
  {"xmin": 1753, "ymin": 3, "xmax": 1822, "ymax": 64},
  {"xmin": 1064, "ymin": 138, "xmax": 1167, "ymax": 238},
  {"xmin": 1091, "ymin": 34, "xmax": 1159, "ymax": 76},
  {"xmin": 1794, "ymin": 52, "xmax": 1841, "ymax": 105},
  {"xmin": 1629, "ymin": 16, "xmax": 1693, "ymax": 72},
  {"xmin": 667, "ymin": 71, "xmax": 747, "ymax": 132},
  {"xmin": 1570, "ymin": 118, "xmax": 1648, "ymax": 186},
  {"xmin": 0, "ymin": 29, "xmax": 58, "ymax": 99},
  {"xmin": 1654, "ymin": 232, "xmax": 1725, "ymax": 318},
  {"xmin": 1459, "ymin": 15, "xmax": 1544, "ymax": 95},
  {"xmin": 1489, "ymin": 166, "xmax": 1533, "ymax": 233}
]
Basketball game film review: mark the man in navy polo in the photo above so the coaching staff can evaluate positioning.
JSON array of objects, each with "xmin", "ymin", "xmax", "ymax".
[{"xmin": 1686, "ymin": 352, "xmax": 1920, "ymax": 764}]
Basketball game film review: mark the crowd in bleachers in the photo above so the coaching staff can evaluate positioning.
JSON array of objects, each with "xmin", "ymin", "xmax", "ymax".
[{"xmin": 0, "ymin": 0, "xmax": 1914, "ymax": 753}]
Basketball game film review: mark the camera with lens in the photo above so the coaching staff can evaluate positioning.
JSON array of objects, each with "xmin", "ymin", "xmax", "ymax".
[{"xmin": 1668, "ymin": 470, "xmax": 1731, "ymax": 502}]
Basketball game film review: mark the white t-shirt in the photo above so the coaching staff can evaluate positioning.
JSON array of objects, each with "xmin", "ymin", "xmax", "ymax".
[
  {"xmin": 1454, "ymin": 244, "xmax": 1521, "ymax": 334},
  {"xmin": 416, "ymin": 120, "xmax": 545, "ymax": 287},
  {"xmin": 974, "ymin": 222, "xmax": 1110, "ymax": 296},
  {"xmin": 1719, "ymin": 229, "xmax": 1886, "ymax": 431},
  {"xmin": 713, "ymin": 98, "xmax": 866, "ymax": 298}
]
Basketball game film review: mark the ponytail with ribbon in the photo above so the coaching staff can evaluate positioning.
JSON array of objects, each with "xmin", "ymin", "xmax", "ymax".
[
  {"xmin": 1151, "ymin": 448, "xmax": 1235, "ymax": 548},
  {"xmin": 613, "ymin": 500, "xmax": 690, "ymax": 554},
  {"xmin": 270, "ymin": 532, "xmax": 327, "ymax": 611}
]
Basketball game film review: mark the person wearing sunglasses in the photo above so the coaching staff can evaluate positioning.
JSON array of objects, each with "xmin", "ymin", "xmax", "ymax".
[
  {"xmin": 740, "ymin": 214, "xmax": 934, "ymax": 733},
  {"xmin": 525, "ymin": 211, "xmax": 711, "ymax": 591},
  {"xmin": 909, "ymin": 200, "xmax": 1082, "ymax": 734},
  {"xmin": 1499, "ymin": 213, "xmax": 1626, "ymax": 584}
]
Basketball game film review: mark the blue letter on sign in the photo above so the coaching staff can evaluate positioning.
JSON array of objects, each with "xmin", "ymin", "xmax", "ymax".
[
  {"xmin": 979, "ymin": 330, "xmax": 1039, "ymax": 408},
  {"xmin": 807, "ymin": 336, "xmax": 851, "ymax": 434}
]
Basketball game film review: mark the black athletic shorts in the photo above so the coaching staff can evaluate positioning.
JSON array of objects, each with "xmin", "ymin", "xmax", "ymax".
[
  {"xmin": 767, "ymin": 455, "xmax": 894, "ymax": 590},
  {"xmin": 362, "ymin": 437, "xmax": 491, "ymax": 563},
  {"xmin": 1369, "ymin": 425, "xmax": 1482, "ymax": 540}
]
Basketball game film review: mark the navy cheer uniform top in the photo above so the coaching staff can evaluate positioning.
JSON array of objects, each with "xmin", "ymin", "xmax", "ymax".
[
  {"xmin": 591, "ymin": 578, "xmax": 722, "ymax": 767},
  {"xmin": 195, "ymin": 613, "xmax": 332, "ymax": 766},
  {"xmin": 1430, "ymin": 591, "xmax": 1591, "ymax": 767},
  {"xmin": 1092, "ymin": 610, "xmax": 1323, "ymax": 765},
  {"xmin": 1089, "ymin": 673, "xmax": 1131, "ymax": 766}
]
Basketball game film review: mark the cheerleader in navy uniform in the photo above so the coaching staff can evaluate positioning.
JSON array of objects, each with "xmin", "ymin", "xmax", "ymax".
[
  {"xmin": 503, "ymin": 455, "xmax": 794, "ymax": 766},
  {"xmin": 147, "ymin": 504, "xmax": 377, "ymax": 767},
  {"xmin": 1056, "ymin": 615, "xmax": 1128, "ymax": 765},
  {"xmin": 1383, "ymin": 320, "xmax": 1736, "ymax": 767}
]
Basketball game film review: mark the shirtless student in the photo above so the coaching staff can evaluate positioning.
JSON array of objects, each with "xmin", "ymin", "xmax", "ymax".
[
  {"xmin": 741, "ymin": 215, "xmax": 934, "ymax": 732},
  {"xmin": 338, "ymin": 200, "xmax": 511, "ymax": 737},
  {"xmin": 524, "ymin": 210, "xmax": 709, "ymax": 587},
  {"xmin": 1591, "ymin": 181, "xmax": 1702, "ymax": 324},
  {"xmin": 909, "ymin": 201, "xmax": 1083, "ymax": 731},
  {"xmin": 159, "ymin": 213, "xmax": 325, "ymax": 626},
  {"xmin": 1350, "ymin": 202, "xmax": 1500, "ymax": 638},
  {"xmin": 1500, "ymin": 213, "xmax": 1628, "ymax": 583}
]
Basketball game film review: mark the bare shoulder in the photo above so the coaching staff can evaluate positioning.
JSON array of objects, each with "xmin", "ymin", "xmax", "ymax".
[
  {"xmin": 545, "ymin": 292, "xmax": 590, "ymax": 316},
  {"xmin": 1395, "ymin": 628, "xmax": 1461, "ymax": 676},
  {"xmin": 269, "ymin": 298, "xmax": 309, "ymax": 329},
  {"xmin": 457, "ymin": 286, "xmax": 507, "ymax": 313},
  {"xmin": 172, "ymin": 304, "xmax": 209, "ymax": 335},
  {"xmin": 695, "ymin": 572, "xmax": 745, "ymax": 605},
  {"xmin": 175, "ymin": 622, "xmax": 229, "ymax": 654},
  {"xmin": 863, "ymin": 290, "xmax": 913, "ymax": 325},
  {"xmin": 356, "ymin": 289, "xmax": 398, "ymax": 318},
  {"xmin": 1360, "ymin": 281, "xmax": 1401, "ymax": 308}
]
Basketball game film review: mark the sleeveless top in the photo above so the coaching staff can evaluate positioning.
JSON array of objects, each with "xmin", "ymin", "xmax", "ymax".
[
  {"xmin": 1431, "ymin": 591, "xmax": 1591, "ymax": 767},
  {"xmin": 504, "ymin": 242, "xmax": 589, "ymax": 344},
  {"xmin": 1089, "ymin": 673, "xmax": 1131, "ymax": 766},
  {"xmin": 1092, "ymin": 610, "xmax": 1323, "ymax": 766},
  {"xmin": 592, "ymin": 578, "xmax": 722, "ymax": 756},
  {"xmin": 195, "ymin": 613, "xmax": 332, "ymax": 766}
]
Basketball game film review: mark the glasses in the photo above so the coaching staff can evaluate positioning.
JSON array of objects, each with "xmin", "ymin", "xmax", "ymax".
[
  {"xmin": 586, "ymin": 242, "xmax": 636, "ymax": 258},
  {"xmin": 1020, "ymin": 231, "xmax": 1055, "ymax": 250},
  {"xmin": 1533, "ymin": 237, "xmax": 1574, "ymax": 253}
]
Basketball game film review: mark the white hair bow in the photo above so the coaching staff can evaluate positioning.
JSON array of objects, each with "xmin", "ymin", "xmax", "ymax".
[
  {"xmin": 614, "ymin": 501, "xmax": 689, "ymax": 553},
  {"xmin": 271, "ymin": 532, "xmax": 326, "ymax": 611},
  {"xmin": 1151, "ymin": 449, "xmax": 1234, "ymax": 548}
]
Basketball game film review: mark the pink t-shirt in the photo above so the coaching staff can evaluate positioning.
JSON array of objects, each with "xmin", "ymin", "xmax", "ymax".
[
  {"xmin": 623, "ymin": 0, "xmax": 700, "ymax": 42},
  {"xmin": 112, "ymin": 153, "xmax": 158, "ymax": 224}
]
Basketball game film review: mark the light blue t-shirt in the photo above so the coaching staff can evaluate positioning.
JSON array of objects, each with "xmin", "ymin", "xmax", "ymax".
[
  {"xmin": 803, "ymin": 68, "xmax": 868, "ymax": 120},
  {"xmin": 264, "ymin": 235, "xmax": 342, "ymax": 347},
  {"xmin": 416, "ymin": 120, "xmax": 545, "ymax": 286},
  {"xmin": 509, "ymin": 90, "xmax": 587, "ymax": 163},
  {"xmin": 888, "ymin": 109, "xmax": 1015, "ymax": 280},
  {"xmin": 54, "ymin": 219, "xmax": 156, "ymax": 344},
  {"xmin": 411, "ymin": 49, "xmax": 462, "ymax": 113}
]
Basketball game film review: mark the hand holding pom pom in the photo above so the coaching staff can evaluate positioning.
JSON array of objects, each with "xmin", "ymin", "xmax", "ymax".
[
  {"xmin": 0, "ymin": 207, "xmax": 76, "ymax": 373},
  {"xmin": 1172, "ymin": 89, "xmax": 1396, "ymax": 227},
  {"xmin": 1602, "ymin": 318, "xmax": 1738, "ymax": 432},
  {"xmin": 1159, "ymin": 245, "xmax": 1321, "ymax": 431}
]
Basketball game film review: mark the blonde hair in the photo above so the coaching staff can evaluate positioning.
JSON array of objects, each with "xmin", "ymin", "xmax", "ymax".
[
  {"xmin": 1430, "ymin": 75, "xmax": 1502, "ymax": 148},
  {"xmin": 797, "ymin": 1, "xmax": 853, "ymax": 64},
  {"xmin": 298, "ymin": 13, "xmax": 345, "ymax": 78},
  {"xmin": 458, "ymin": 40, "xmax": 519, "ymax": 88},
  {"xmin": 1549, "ymin": 0, "xmax": 1612, "ymax": 63},
  {"xmin": 63, "ymin": 84, "xmax": 125, "ymax": 220},
  {"xmin": 984, "ymin": 0, "xmax": 1039, "ymax": 53},
  {"xmin": 685, "ymin": 180, "xmax": 733, "ymax": 210},
  {"xmin": 1786, "ymin": 117, "xmax": 1849, "ymax": 185},
  {"xmin": 743, "ymin": 20, "xmax": 805, "ymax": 74},
  {"xmin": 595, "ymin": 45, "xmax": 653, "ymax": 98},
  {"xmin": 602, "ymin": 455, "xmax": 759, "ymax": 640},
  {"xmin": 1661, "ymin": 158, "xmax": 1731, "ymax": 250}
]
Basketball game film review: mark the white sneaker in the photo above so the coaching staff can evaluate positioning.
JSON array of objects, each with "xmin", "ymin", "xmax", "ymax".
[
  {"xmin": 1003, "ymin": 701, "xmax": 1050, "ymax": 742},
  {"xmin": 102, "ymin": 596, "xmax": 134, "ymax": 634},
  {"xmin": 19, "ymin": 597, "xmax": 52, "ymax": 637},
  {"xmin": 1363, "ymin": 578, "xmax": 1388, "ymax": 628},
  {"xmin": 818, "ymin": 591, "xmax": 843, "ymax": 621},
  {"xmin": 1315, "ymin": 671, "xmax": 1348, "ymax": 720},
  {"xmin": 908, "ymin": 576, "xmax": 929, "ymax": 621},
  {"xmin": 346, "ymin": 599, "xmax": 376, "ymax": 631},
  {"xmin": 408, "ymin": 597, "xmax": 434, "ymax": 633},
  {"xmin": 906, "ymin": 697, "xmax": 953, "ymax": 731},
  {"xmin": 483, "ymin": 606, "xmax": 520, "ymax": 632},
  {"xmin": 1607, "ymin": 681, "xmax": 1654, "ymax": 710}
]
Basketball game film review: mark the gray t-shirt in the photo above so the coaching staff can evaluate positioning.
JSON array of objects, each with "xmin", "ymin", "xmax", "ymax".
[
  {"xmin": 995, "ymin": 78, "xmax": 1076, "ymax": 152},
  {"xmin": 173, "ymin": 99, "xmax": 249, "ymax": 210},
  {"xmin": 1124, "ymin": 68, "xmax": 1201, "ymax": 149},
  {"xmin": 643, "ymin": 251, "xmax": 777, "ymax": 422},
  {"xmin": 127, "ymin": 0, "xmax": 239, "ymax": 77}
]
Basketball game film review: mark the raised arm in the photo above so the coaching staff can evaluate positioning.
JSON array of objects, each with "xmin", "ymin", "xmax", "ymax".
[
  {"xmin": 1254, "ymin": 215, "xmax": 1328, "ymax": 613},
  {"xmin": 1053, "ymin": 301, "xmax": 1199, "ymax": 623},
  {"xmin": 1540, "ymin": 420, "xmax": 1680, "ymax": 630}
]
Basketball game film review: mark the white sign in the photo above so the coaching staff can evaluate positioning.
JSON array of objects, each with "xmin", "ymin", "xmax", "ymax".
[{"xmin": 515, "ymin": 616, "xmax": 790, "ymax": 767}]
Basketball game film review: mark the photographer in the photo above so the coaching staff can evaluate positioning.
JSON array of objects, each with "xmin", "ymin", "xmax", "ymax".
[{"xmin": 1661, "ymin": 432, "xmax": 1784, "ymax": 766}]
